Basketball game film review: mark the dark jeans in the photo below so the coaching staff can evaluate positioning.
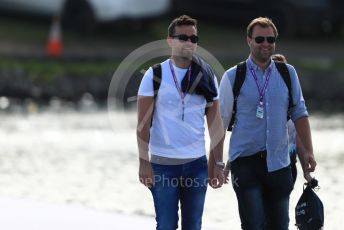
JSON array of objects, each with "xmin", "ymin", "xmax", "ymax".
[
  {"xmin": 150, "ymin": 155, "xmax": 208, "ymax": 230},
  {"xmin": 231, "ymin": 151, "xmax": 294, "ymax": 230}
]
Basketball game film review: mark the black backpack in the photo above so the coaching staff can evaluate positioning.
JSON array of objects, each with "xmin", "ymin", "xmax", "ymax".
[
  {"xmin": 150, "ymin": 63, "xmax": 211, "ymax": 117},
  {"xmin": 152, "ymin": 64, "xmax": 162, "ymax": 100},
  {"xmin": 228, "ymin": 61, "xmax": 294, "ymax": 131},
  {"xmin": 295, "ymin": 178, "xmax": 324, "ymax": 230}
]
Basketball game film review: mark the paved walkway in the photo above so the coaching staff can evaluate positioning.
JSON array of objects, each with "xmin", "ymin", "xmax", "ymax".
[
  {"xmin": 0, "ymin": 197, "xmax": 219, "ymax": 230},
  {"xmin": 0, "ymin": 197, "xmax": 154, "ymax": 230}
]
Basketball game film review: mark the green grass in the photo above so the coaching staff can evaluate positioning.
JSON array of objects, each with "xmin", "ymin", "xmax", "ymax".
[
  {"xmin": 0, "ymin": 16, "xmax": 49, "ymax": 43},
  {"xmin": 293, "ymin": 58, "xmax": 344, "ymax": 72},
  {"xmin": 1, "ymin": 14, "xmax": 343, "ymax": 82},
  {"xmin": 1, "ymin": 55, "xmax": 342, "ymax": 85},
  {"xmin": 0, "ymin": 57, "xmax": 121, "ymax": 82}
]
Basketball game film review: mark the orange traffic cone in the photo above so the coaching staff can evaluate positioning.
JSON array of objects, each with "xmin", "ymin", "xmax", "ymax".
[{"xmin": 46, "ymin": 16, "xmax": 63, "ymax": 57}]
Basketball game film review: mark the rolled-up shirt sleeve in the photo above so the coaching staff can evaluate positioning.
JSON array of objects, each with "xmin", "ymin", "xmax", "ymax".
[
  {"xmin": 288, "ymin": 65, "xmax": 309, "ymax": 121},
  {"xmin": 219, "ymin": 71, "xmax": 234, "ymax": 129}
]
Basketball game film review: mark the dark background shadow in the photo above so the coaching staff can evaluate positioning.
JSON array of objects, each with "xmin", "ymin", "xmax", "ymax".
[{"xmin": 0, "ymin": 0, "xmax": 343, "ymax": 113}]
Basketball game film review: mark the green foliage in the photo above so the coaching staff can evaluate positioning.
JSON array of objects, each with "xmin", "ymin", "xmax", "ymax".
[{"xmin": 0, "ymin": 57, "xmax": 120, "ymax": 83}]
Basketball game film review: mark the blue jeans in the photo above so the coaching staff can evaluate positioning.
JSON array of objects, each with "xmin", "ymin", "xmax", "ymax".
[
  {"xmin": 230, "ymin": 151, "xmax": 294, "ymax": 230},
  {"xmin": 150, "ymin": 155, "xmax": 208, "ymax": 230}
]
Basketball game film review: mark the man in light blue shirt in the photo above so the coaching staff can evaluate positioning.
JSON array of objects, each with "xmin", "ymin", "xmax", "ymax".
[{"xmin": 219, "ymin": 17, "xmax": 317, "ymax": 229}]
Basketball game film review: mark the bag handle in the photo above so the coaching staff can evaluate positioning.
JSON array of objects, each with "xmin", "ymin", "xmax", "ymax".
[{"xmin": 304, "ymin": 178, "xmax": 319, "ymax": 190}]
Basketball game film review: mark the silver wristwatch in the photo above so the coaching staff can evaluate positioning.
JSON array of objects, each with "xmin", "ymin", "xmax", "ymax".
[{"xmin": 215, "ymin": 161, "xmax": 225, "ymax": 169}]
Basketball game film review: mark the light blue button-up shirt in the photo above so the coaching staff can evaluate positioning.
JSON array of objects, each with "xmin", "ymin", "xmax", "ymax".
[{"xmin": 219, "ymin": 57, "xmax": 308, "ymax": 172}]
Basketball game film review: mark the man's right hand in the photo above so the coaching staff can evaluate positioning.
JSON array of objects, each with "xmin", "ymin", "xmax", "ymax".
[
  {"xmin": 299, "ymin": 152, "xmax": 317, "ymax": 182},
  {"xmin": 209, "ymin": 165, "xmax": 225, "ymax": 189},
  {"xmin": 139, "ymin": 159, "xmax": 154, "ymax": 188}
]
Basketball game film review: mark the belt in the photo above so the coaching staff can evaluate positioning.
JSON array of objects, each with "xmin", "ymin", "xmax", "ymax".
[
  {"xmin": 241, "ymin": 150, "xmax": 267, "ymax": 160},
  {"xmin": 150, "ymin": 155, "xmax": 200, "ymax": 165},
  {"xmin": 255, "ymin": 150, "xmax": 267, "ymax": 159}
]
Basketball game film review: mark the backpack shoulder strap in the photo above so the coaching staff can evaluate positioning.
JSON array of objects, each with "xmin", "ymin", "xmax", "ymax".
[
  {"xmin": 152, "ymin": 63, "xmax": 162, "ymax": 100},
  {"xmin": 228, "ymin": 61, "xmax": 246, "ymax": 131},
  {"xmin": 274, "ymin": 61, "xmax": 294, "ymax": 119},
  {"xmin": 150, "ymin": 64, "xmax": 162, "ymax": 127},
  {"xmin": 233, "ymin": 61, "xmax": 247, "ymax": 98}
]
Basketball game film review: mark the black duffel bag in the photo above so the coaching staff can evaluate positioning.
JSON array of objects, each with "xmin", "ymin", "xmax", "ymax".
[{"xmin": 295, "ymin": 178, "xmax": 324, "ymax": 230}]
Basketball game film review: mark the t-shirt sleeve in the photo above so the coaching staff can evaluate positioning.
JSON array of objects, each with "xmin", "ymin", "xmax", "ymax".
[
  {"xmin": 137, "ymin": 67, "xmax": 154, "ymax": 97},
  {"xmin": 213, "ymin": 75, "xmax": 219, "ymax": 101}
]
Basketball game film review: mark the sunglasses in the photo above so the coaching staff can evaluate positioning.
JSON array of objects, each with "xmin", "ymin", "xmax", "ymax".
[
  {"xmin": 171, "ymin": 34, "xmax": 199, "ymax": 44},
  {"xmin": 253, "ymin": 36, "xmax": 276, "ymax": 44}
]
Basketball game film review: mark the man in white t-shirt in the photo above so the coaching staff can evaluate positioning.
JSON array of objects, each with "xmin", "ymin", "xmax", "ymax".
[{"xmin": 136, "ymin": 15, "xmax": 225, "ymax": 230}]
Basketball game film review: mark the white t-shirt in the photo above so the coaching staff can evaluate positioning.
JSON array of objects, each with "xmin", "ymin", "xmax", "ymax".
[{"xmin": 138, "ymin": 59, "xmax": 219, "ymax": 159}]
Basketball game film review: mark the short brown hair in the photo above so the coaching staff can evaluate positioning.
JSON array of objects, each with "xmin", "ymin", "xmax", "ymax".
[
  {"xmin": 272, "ymin": 54, "xmax": 287, "ymax": 63},
  {"xmin": 247, "ymin": 17, "xmax": 278, "ymax": 38},
  {"xmin": 168, "ymin": 15, "xmax": 197, "ymax": 37}
]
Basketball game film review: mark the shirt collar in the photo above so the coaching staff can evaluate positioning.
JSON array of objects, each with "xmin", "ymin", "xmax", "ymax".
[{"xmin": 247, "ymin": 56, "xmax": 274, "ymax": 72}]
